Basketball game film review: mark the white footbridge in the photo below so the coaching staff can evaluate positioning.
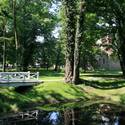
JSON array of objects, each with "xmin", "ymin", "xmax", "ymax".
[{"xmin": 0, "ymin": 71, "xmax": 42, "ymax": 87}]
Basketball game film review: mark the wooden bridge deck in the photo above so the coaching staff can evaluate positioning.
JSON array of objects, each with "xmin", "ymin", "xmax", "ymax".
[{"xmin": 0, "ymin": 72, "xmax": 42, "ymax": 87}]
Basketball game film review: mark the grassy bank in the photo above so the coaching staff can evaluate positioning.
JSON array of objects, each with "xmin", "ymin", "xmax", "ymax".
[
  {"xmin": 1, "ymin": 69, "xmax": 125, "ymax": 114},
  {"xmin": 0, "ymin": 82, "xmax": 86, "ymax": 114}
]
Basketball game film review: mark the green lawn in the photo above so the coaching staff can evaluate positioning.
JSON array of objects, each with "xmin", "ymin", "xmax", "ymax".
[{"xmin": 0, "ymin": 69, "xmax": 125, "ymax": 114}]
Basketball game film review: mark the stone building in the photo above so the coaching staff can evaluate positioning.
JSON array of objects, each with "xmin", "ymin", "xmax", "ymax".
[
  {"xmin": 96, "ymin": 53, "xmax": 121, "ymax": 70},
  {"xmin": 96, "ymin": 36, "xmax": 121, "ymax": 70}
]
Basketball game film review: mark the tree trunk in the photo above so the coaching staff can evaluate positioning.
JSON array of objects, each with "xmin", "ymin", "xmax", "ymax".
[
  {"xmin": 54, "ymin": 47, "xmax": 61, "ymax": 71},
  {"xmin": 119, "ymin": 43, "xmax": 125, "ymax": 76},
  {"xmin": 2, "ymin": 21, "xmax": 6, "ymax": 72},
  {"xmin": 12, "ymin": 0, "xmax": 20, "ymax": 71},
  {"xmin": 72, "ymin": 0, "xmax": 86, "ymax": 84},
  {"xmin": 114, "ymin": 30, "xmax": 125, "ymax": 77},
  {"xmin": 118, "ymin": 53, "xmax": 125, "ymax": 76},
  {"xmin": 117, "ymin": 19, "xmax": 125, "ymax": 76},
  {"xmin": 111, "ymin": 0, "xmax": 125, "ymax": 77},
  {"xmin": 63, "ymin": 110, "xmax": 71, "ymax": 125},
  {"xmin": 3, "ymin": 40, "xmax": 6, "ymax": 72},
  {"xmin": 22, "ymin": 49, "xmax": 29, "ymax": 71},
  {"xmin": 82, "ymin": 55, "xmax": 87, "ymax": 72},
  {"xmin": 63, "ymin": 0, "xmax": 77, "ymax": 83},
  {"xmin": 71, "ymin": 109, "xmax": 75, "ymax": 125},
  {"xmin": 22, "ymin": 44, "xmax": 35, "ymax": 71}
]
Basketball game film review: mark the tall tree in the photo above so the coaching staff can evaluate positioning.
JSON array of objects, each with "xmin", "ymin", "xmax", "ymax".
[
  {"xmin": 12, "ymin": 0, "xmax": 19, "ymax": 71},
  {"xmin": 112, "ymin": 0, "xmax": 125, "ymax": 76},
  {"xmin": 2, "ymin": 19, "xmax": 6, "ymax": 72},
  {"xmin": 0, "ymin": 0, "xmax": 11, "ymax": 72},
  {"xmin": 0, "ymin": 0, "xmax": 58, "ymax": 71},
  {"xmin": 62, "ymin": 0, "xmax": 77, "ymax": 83},
  {"xmin": 12, "ymin": 0, "xmax": 56, "ymax": 71},
  {"xmin": 73, "ymin": 0, "xmax": 86, "ymax": 84}
]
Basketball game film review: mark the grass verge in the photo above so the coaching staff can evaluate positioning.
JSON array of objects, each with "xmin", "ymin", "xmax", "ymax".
[{"xmin": 0, "ymin": 82, "xmax": 86, "ymax": 114}]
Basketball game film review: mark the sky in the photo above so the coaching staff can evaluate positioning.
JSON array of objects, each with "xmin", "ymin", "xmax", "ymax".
[{"xmin": 36, "ymin": 2, "xmax": 61, "ymax": 43}]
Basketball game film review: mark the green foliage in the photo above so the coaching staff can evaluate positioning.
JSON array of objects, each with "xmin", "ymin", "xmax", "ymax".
[{"xmin": 0, "ymin": 0, "xmax": 60, "ymax": 70}]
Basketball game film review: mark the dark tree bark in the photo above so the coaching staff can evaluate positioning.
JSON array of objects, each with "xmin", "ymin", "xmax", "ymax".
[
  {"xmin": 12, "ymin": 0, "xmax": 20, "ymax": 71},
  {"xmin": 2, "ymin": 20, "xmax": 7, "ymax": 72},
  {"xmin": 63, "ymin": 109, "xmax": 80, "ymax": 125},
  {"xmin": 63, "ymin": 0, "xmax": 77, "ymax": 83},
  {"xmin": 3, "ymin": 38, "xmax": 6, "ymax": 72},
  {"xmin": 111, "ymin": 0, "xmax": 125, "ymax": 76},
  {"xmin": 64, "ymin": 110, "xmax": 71, "ymax": 125},
  {"xmin": 117, "ymin": 18, "xmax": 125, "ymax": 76},
  {"xmin": 54, "ymin": 47, "xmax": 61, "ymax": 71},
  {"xmin": 82, "ymin": 55, "xmax": 87, "ymax": 73},
  {"xmin": 118, "ymin": 39, "xmax": 125, "ymax": 76},
  {"xmin": 22, "ymin": 24, "xmax": 37, "ymax": 71},
  {"xmin": 118, "ymin": 52, "xmax": 125, "ymax": 75},
  {"xmin": 22, "ymin": 43, "xmax": 35, "ymax": 71},
  {"xmin": 72, "ymin": 0, "xmax": 86, "ymax": 84}
]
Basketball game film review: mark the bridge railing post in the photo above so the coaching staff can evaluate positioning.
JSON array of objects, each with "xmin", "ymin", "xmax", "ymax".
[
  {"xmin": 37, "ymin": 72, "xmax": 39, "ymax": 80},
  {"xmin": 7, "ymin": 74, "xmax": 9, "ymax": 83},
  {"xmin": 28, "ymin": 71, "xmax": 30, "ymax": 79},
  {"xmin": 23, "ymin": 73, "xmax": 25, "ymax": 82}
]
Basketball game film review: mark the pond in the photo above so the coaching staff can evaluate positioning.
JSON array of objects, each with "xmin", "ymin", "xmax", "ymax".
[{"xmin": 0, "ymin": 101, "xmax": 125, "ymax": 125}]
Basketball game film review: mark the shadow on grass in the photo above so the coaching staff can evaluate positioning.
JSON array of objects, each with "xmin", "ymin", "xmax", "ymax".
[
  {"xmin": 82, "ymin": 79, "xmax": 125, "ymax": 89},
  {"xmin": 15, "ymin": 86, "xmax": 33, "ymax": 94},
  {"xmin": 81, "ymin": 74, "xmax": 123, "ymax": 78},
  {"xmin": 27, "ymin": 86, "xmax": 85, "ymax": 105},
  {"xmin": 0, "ymin": 88, "xmax": 32, "ymax": 114},
  {"xmin": 80, "ymin": 71, "xmax": 125, "ymax": 89},
  {"xmin": 81, "ymin": 70, "xmax": 122, "ymax": 75}
]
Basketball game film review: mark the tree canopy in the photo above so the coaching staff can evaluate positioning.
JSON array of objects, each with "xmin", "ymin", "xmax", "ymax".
[{"xmin": 0, "ymin": 0, "xmax": 125, "ymax": 83}]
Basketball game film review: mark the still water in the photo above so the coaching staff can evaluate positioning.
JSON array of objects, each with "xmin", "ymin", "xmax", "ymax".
[{"xmin": 0, "ymin": 102, "xmax": 125, "ymax": 125}]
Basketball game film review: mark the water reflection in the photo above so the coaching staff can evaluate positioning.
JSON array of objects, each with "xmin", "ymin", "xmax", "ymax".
[
  {"xmin": 38, "ymin": 112, "xmax": 62, "ymax": 125},
  {"xmin": 1, "ymin": 103, "xmax": 125, "ymax": 125}
]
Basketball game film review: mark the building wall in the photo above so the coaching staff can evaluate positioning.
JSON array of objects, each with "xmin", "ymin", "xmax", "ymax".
[{"xmin": 97, "ymin": 54, "xmax": 121, "ymax": 70}]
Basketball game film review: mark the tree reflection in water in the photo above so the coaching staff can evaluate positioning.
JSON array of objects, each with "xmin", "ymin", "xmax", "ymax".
[
  {"xmin": 1, "ymin": 103, "xmax": 125, "ymax": 125},
  {"xmin": 62, "ymin": 103, "xmax": 125, "ymax": 125}
]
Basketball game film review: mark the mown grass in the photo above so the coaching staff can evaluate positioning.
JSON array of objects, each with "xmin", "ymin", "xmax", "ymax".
[
  {"xmin": 0, "ymin": 69, "xmax": 125, "ymax": 114},
  {"xmin": 79, "ymin": 70, "xmax": 125, "ymax": 103}
]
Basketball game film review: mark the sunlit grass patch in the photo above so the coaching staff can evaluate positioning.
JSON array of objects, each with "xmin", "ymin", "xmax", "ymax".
[{"xmin": 27, "ymin": 82, "xmax": 86, "ymax": 102}]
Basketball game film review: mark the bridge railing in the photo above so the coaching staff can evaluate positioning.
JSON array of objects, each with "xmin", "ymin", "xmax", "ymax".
[{"xmin": 0, "ymin": 71, "xmax": 39, "ymax": 82}]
